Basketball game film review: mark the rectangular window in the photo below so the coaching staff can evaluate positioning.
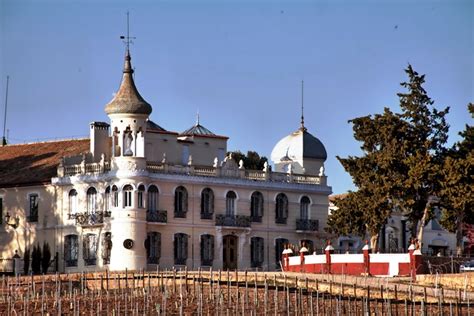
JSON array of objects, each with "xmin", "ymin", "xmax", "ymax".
[
  {"xmin": 28, "ymin": 194, "xmax": 39, "ymax": 222},
  {"xmin": 200, "ymin": 234, "xmax": 215, "ymax": 266},
  {"xmin": 174, "ymin": 233, "xmax": 188, "ymax": 265},
  {"xmin": 146, "ymin": 232, "xmax": 161, "ymax": 264},
  {"xmin": 251, "ymin": 237, "xmax": 264, "ymax": 268},
  {"xmin": 64, "ymin": 235, "xmax": 79, "ymax": 267},
  {"xmin": 275, "ymin": 238, "xmax": 289, "ymax": 268},
  {"xmin": 181, "ymin": 145, "xmax": 189, "ymax": 165}
]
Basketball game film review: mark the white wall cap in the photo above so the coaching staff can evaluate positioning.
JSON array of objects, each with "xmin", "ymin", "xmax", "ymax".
[
  {"xmin": 325, "ymin": 245, "xmax": 335, "ymax": 251},
  {"xmin": 282, "ymin": 248, "xmax": 293, "ymax": 254}
]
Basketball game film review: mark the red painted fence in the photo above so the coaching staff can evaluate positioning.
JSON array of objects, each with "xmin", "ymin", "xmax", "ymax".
[{"xmin": 282, "ymin": 243, "xmax": 423, "ymax": 279}]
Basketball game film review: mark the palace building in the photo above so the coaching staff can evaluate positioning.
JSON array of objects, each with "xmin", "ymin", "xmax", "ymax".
[{"xmin": 0, "ymin": 48, "xmax": 331, "ymax": 273}]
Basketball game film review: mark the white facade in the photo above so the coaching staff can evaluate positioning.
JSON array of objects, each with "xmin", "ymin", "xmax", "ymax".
[{"xmin": 0, "ymin": 49, "xmax": 332, "ymax": 273}]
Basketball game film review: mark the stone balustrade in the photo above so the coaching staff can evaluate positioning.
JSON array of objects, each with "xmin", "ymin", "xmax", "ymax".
[{"xmin": 58, "ymin": 159, "xmax": 326, "ymax": 186}]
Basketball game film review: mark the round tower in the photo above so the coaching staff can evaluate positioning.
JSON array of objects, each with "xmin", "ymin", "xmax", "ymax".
[{"xmin": 105, "ymin": 49, "xmax": 152, "ymax": 271}]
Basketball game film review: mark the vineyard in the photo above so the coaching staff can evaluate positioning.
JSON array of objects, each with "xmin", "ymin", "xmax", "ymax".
[{"xmin": 0, "ymin": 269, "xmax": 473, "ymax": 315}]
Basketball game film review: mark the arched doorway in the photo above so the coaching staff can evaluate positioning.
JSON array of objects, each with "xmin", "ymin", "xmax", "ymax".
[{"xmin": 223, "ymin": 234, "xmax": 238, "ymax": 270}]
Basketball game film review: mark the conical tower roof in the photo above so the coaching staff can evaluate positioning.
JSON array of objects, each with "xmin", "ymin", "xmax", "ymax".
[{"xmin": 105, "ymin": 50, "xmax": 152, "ymax": 115}]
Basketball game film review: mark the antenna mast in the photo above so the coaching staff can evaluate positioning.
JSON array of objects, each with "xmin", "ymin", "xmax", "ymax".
[
  {"xmin": 2, "ymin": 76, "xmax": 9, "ymax": 146},
  {"xmin": 120, "ymin": 11, "xmax": 136, "ymax": 52},
  {"xmin": 300, "ymin": 80, "xmax": 306, "ymax": 131}
]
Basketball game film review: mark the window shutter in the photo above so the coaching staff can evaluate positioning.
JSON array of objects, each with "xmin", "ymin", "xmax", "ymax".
[
  {"xmin": 156, "ymin": 233, "xmax": 161, "ymax": 259},
  {"xmin": 183, "ymin": 234, "xmax": 188, "ymax": 259}
]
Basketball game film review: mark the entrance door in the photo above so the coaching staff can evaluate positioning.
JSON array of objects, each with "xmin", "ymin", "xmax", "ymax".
[{"xmin": 223, "ymin": 235, "xmax": 238, "ymax": 270}]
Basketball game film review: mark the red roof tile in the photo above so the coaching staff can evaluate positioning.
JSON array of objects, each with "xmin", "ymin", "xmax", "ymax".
[{"xmin": 0, "ymin": 139, "xmax": 90, "ymax": 187}]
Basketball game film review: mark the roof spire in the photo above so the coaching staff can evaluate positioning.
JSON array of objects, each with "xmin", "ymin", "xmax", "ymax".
[
  {"xmin": 104, "ymin": 12, "xmax": 152, "ymax": 115},
  {"xmin": 196, "ymin": 110, "xmax": 200, "ymax": 125},
  {"xmin": 300, "ymin": 80, "xmax": 306, "ymax": 131}
]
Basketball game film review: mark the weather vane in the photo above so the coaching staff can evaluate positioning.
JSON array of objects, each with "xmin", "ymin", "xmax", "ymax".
[{"xmin": 120, "ymin": 11, "xmax": 136, "ymax": 51}]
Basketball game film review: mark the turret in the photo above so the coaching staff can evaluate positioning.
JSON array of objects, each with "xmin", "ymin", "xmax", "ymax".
[{"xmin": 105, "ymin": 49, "xmax": 151, "ymax": 159}]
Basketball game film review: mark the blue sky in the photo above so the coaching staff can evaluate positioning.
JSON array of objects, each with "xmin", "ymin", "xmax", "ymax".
[{"xmin": 1, "ymin": 0, "xmax": 472, "ymax": 194}]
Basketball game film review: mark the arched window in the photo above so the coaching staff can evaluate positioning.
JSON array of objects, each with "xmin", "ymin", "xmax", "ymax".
[
  {"xmin": 201, "ymin": 188, "xmax": 214, "ymax": 219},
  {"xmin": 137, "ymin": 185, "xmax": 145, "ymax": 208},
  {"xmin": 174, "ymin": 233, "xmax": 188, "ymax": 265},
  {"xmin": 148, "ymin": 185, "xmax": 159, "ymax": 211},
  {"xmin": 200, "ymin": 234, "xmax": 215, "ymax": 266},
  {"xmin": 251, "ymin": 237, "xmax": 264, "ymax": 268},
  {"xmin": 300, "ymin": 196, "xmax": 310, "ymax": 220},
  {"xmin": 275, "ymin": 193, "xmax": 288, "ymax": 224},
  {"xmin": 226, "ymin": 191, "xmax": 237, "ymax": 216},
  {"xmin": 86, "ymin": 187, "xmax": 97, "ymax": 214},
  {"xmin": 145, "ymin": 232, "xmax": 161, "ymax": 264},
  {"xmin": 68, "ymin": 189, "xmax": 78, "ymax": 214},
  {"xmin": 104, "ymin": 186, "xmax": 111, "ymax": 212},
  {"xmin": 250, "ymin": 191, "xmax": 264, "ymax": 222},
  {"xmin": 174, "ymin": 186, "xmax": 188, "ymax": 218},
  {"xmin": 112, "ymin": 185, "xmax": 119, "ymax": 208},
  {"xmin": 123, "ymin": 185, "xmax": 133, "ymax": 208},
  {"xmin": 275, "ymin": 238, "xmax": 289, "ymax": 268}
]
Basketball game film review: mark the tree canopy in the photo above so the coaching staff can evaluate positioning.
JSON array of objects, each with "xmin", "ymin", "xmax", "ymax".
[
  {"xmin": 227, "ymin": 150, "xmax": 268, "ymax": 170},
  {"xmin": 328, "ymin": 65, "xmax": 453, "ymax": 251}
]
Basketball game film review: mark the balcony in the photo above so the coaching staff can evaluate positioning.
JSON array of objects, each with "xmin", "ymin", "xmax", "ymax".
[
  {"xmin": 215, "ymin": 214, "xmax": 251, "ymax": 228},
  {"xmin": 146, "ymin": 209, "xmax": 167, "ymax": 223},
  {"xmin": 296, "ymin": 219, "xmax": 319, "ymax": 232},
  {"xmin": 69, "ymin": 211, "xmax": 111, "ymax": 226},
  {"xmin": 201, "ymin": 212, "xmax": 213, "ymax": 220},
  {"xmin": 275, "ymin": 217, "xmax": 287, "ymax": 225}
]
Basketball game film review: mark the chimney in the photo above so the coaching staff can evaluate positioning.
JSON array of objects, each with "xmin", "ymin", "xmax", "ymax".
[{"xmin": 90, "ymin": 122, "xmax": 110, "ymax": 162}]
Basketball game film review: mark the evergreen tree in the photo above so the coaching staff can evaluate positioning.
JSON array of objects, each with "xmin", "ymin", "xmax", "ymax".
[
  {"xmin": 31, "ymin": 244, "xmax": 42, "ymax": 275},
  {"xmin": 23, "ymin": 248, "xmax": 30, "ymax": 275},
  {"xmin": 439, "ymin": 103, "xmax": 474, "ymax": 255},
  {"xmin": 41, "ymin": 242, "xmax": 51, "ymax": 274},
  {"xmin": 227, "ymin": 150, "xmax": 268, "ymax": 170},
  {"xmin": 330, "ymin": 65, "xmax": 449, "ymax": 249}
]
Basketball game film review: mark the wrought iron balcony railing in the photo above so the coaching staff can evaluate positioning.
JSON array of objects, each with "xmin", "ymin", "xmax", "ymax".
[
  {"xmin": 146, "ymin": 209, "xmax": 168, "ymax": 223},
  {"xmin": 200, "ymin": 212, "xmax": 213, "ymax": 220},
  {"xmin": 275, "ymin": 217, "xmax": 287, "ymax": 225},
  {"xmin": 296, "ymin": 219, "xmax": 319, "ymax": 231},
  {"xmin": 65, "ymin": 259, "xmax": 78, "ymax": 267},
  {"xmin": 68, "ymin": 211, "xmax": 111, "ymax": 226},
  {"xmin": 215, "ymin": 214, "xmax": 251, "ymax": 228},
  {"xmin": 147, "ymin": 257, "xmax": 159, "ymax": 264},
  {"xmin": 84, "ymin": 258, "xmax": 96, "ymax": 266}
]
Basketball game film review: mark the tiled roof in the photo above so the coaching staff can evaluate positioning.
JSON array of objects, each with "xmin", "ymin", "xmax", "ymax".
[
  {"xmin": 0, "ymin": 139, "xmax": 89, "ymax": 187},
  {"xmin": 180, "ymin": 123, "xmax": 216, "ymax": 137}
]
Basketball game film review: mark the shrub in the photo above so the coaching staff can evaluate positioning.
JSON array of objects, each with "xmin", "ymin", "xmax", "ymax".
[
  {"xmin": 41, "ymin": 242, "xmax": 51, "ymax": 274},
  {"xmin": 31, "ymin": 244, "xmax": 42, "ymax": 275},
  {"xmin": 23, "ymin": 248, "xmax": 30, "ymax": 275}
]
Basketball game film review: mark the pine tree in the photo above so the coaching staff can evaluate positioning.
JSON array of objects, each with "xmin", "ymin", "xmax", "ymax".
[
  {"xmin": 330, "ymin": 65, "xmax": 449, "ymax": 250},
  {"xmin": 439, "ymin": 103, "xmax": 474, "ymax": 255}
]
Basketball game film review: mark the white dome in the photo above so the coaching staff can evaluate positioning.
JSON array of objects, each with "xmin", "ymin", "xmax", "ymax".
[{"xmin": 271, "ymin": 128, "xmax": 327, "ymax": 163}]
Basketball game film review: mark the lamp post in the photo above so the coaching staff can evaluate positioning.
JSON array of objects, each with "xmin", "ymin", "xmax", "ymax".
[{"xmin": 4, "ymin": 212, "xmax": 19, "ymax": 229}]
